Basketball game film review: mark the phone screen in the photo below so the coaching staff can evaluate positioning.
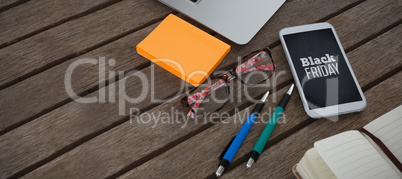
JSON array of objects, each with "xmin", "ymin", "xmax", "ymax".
[{"xmin": 283, "ymin": 28, "xmax": 362, "ymax": 109}]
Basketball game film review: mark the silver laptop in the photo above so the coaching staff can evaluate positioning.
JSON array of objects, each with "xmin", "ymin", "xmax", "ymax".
[{"xmin": 158, "ymin": 0, "xmax": 286, "ymax": 45}]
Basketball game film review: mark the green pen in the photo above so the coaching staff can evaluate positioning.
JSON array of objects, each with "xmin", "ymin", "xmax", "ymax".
[{"xmin": 246, "ymin": 84, "xmax": 294, "ymax": 168}]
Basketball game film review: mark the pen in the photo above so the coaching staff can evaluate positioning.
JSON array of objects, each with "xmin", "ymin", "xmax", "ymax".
[
  {"xmin": 246, "ymin": 84, "xmax": 294, "ymax": 168},
  {"xmin": 216, "ymin": 90, "xmax": 270, "ymax": 177}
]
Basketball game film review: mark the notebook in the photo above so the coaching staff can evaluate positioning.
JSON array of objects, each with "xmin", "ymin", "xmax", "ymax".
[
  {"xmin": 136, "ymin": 14, "xmax": 231, "ymax": 87},
  {"xmin": 293, "ymin": 105, "xmax": 402, "ymax": 179}
]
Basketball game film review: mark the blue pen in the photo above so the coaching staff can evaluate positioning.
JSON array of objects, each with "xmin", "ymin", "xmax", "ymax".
[{"xmin": 216, "ymin": 90, "xmax": 270, "ymax": 177}]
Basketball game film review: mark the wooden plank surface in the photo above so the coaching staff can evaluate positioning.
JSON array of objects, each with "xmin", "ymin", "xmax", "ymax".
[
  {"xmin": 0, "ymin": 0, "xmax": 374, "ymax": 134},
  {"xmin": 110, "ymin": 24, "xmax": 402, "ymax": 179},
  {"xmin": 0, "ymin": 13, "xmax": 210, "ymax": 136},
  {"xmin": 0, "ymin": 0, "xmax": 120, "ymax": 47},
  {"xmin": 19, "ymin": 3, "xmax": 402, "ymax": 179},
  {"xmin": 212, "ymin": 0, "xmax": 363, "ymax": 71},
  {"xmin": 223, "ymin": 71, "xmax": 402, "ymax": 178},
  {"xmin": 0, "ymin": 0, "xmax": 364, "ymax": 178},
  {"xmin": 1, "ymin": 0, "xmax": 401, "ymax": 178},
  {"xmin": 0, "ymin": 22, "xmax": 158, "ymax": 134},
  {"xmin": 0, "ymin": 11, "xmax": 214, "ymax": 175},
  {"xmin": 0, "ymin": 0, "xmax": 363, "ymax": 134},
  {"xmin": 2, "ymin": 0, "xmax": 399, "ymax": 135},
  {"xmin": 0, "ymin": 0, "xmax": 173, "ymax": 90},
  {"xmin": 0, "ymin": 0, "xmax": 26, "ymax": 12},
  {"xmin": 0, "ymin": 1, "xmax": 175, "ymax": 133}
]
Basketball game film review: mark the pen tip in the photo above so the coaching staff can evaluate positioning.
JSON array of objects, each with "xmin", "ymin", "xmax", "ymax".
[
  {"xmin": 261, "ymin": 90, "xmax": 270, "ymax": 102},
  {"xmin": 287, "ymin": 84, "xmax": 294, "ymax": 95},
  {"xmin": 246, "ymin": 158, "xmax": 254, "ymax": 168},
  {"xmin": 216, "ymin": 166, "xmax": 225, "ymax": 177}
]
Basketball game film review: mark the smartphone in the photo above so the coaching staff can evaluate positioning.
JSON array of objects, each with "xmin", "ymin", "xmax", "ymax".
[{"xmin": 279, "ymin": 22, "xmax": 366, "ymax": 118}]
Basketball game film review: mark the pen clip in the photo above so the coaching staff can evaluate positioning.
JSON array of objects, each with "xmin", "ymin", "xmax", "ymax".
[{"xmin": 218, "ymin": 136, "xmax": 236, "ymax": 163}]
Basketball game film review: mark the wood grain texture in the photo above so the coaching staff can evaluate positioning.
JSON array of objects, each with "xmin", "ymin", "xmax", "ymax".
[
  {"xmin": 0, "ymin": 1, "xmax": 363, "ymax": 178},
  {"xmin": 0, "ymin": 13, "xmax": 210, "ymax": 135},
  {"xmin": 0, "ymin": 0, "xmax": 368, "ymax": 135},
  {"xmin": 0, "ymin": 0, "xmax": 118, "ymax": 47},
  {"xmin": 223, "ymin": 72, "xmax": 402, "ymax": 178},
  {"xmin": 0, "ymin": 0, "xmax": 26, "ymax": 12},
  {"xmin": 0, "ymin": 0, "xmax": 360, "ymax": 139},
  {"xmin": 214, "ymin": 0, "xmax": 402, "ymax": 71},
  {"xmin": 328, "ymin": 0, "xmax": 402, "ymax": 50},
  {"xmin": 117, "ymin": 84, "xmax": 304, "ymax": 179},
  {"xmin": 0, "ymin": 0, "xmax": 21, "ymax": 8},
  {"xmin": 0, "ymin": 0, "xmax": 173, "ymax": 89},
  {"xmin": 22, "ymin": 13, "xmax": 402, "ymax": 179},
  {"xmin": 114, "ymin": 25, "xmax": 402, "ymax": 179},
  {"xmin": 0, "ymin": 0, "xmax": 398, "ymax": 176},
  {"xmin": 0, "ymin": 64, "xmax": 187, "ymax": 178},
  {"xmin": 0, "ymin": 0, "xmax": 364, "ymax": 134},
  {"xmin": 0, "ymin": 22, "xmax": 158, "ymax": 133}
]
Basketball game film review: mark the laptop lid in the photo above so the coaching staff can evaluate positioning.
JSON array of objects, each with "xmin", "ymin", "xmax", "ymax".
[{"xmin": 158, "ymin": 0, "xmax": 286, "ymax": 45}]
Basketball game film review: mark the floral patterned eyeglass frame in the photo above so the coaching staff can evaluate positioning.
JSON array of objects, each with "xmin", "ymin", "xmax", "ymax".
[{"xmin": 180, "ymin": 47, "xmax": 276, "ymax": 118}]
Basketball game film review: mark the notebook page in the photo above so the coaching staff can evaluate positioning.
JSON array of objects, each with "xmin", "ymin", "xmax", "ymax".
[
  {"xmin": 364, "ymin": 105, "xmax": 402, "ymax": 163},
  {"xmin": 314, "ymin": 131, "xmax": 399, "ymax": 179},
  {"xmin": 362, "ymin": 133, "xmax": 402, "ymax": 178},
  {"xmin": 298, "ymin": 154, "xmax": 313, "ymax": 179},
  {"xmin": 305, "ymin": 148, "xmax": 336, "ymax": 179}
]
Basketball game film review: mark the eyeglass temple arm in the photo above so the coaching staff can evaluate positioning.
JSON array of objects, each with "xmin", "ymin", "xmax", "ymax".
[
  {"xmin": 240, "ymin": 64, "xmax": 276, "ymax": 75},
  {"xmin": 186, "ymin": 79, "xmax": 227, "ymax": 118},
  {"xmin": 236, "ymin": 50, "xmax": 274, "ymax": 73},
  {"xmin": 186, "ymin": 97, "xmax": 205, "ymax": 119},
  {"xmin": 186, "ymin": 79, "xmax": 226, "ymax": 105}
]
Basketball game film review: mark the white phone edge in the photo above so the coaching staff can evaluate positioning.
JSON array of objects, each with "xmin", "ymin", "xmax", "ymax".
[{"xmin": 279, "ymin": 22, "xmax": 366, "ymax": 119}]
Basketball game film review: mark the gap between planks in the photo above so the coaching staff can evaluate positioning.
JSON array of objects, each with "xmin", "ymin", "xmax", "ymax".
[
  {"xmin": 0, "ymin": 13, "xmax": 213, "ymax": 137},
  {"xmin": 0, "ymin": 0, "xmax": 365, "ymax": 91},
  {"xmin": 0, "ymin": 0, "xmax": 384, "ymax": 178},
  {"xmin": 117, "ymin": 25, "xmax": 402, "ymax": 178},
  {"xmin": 0, "ymin": 14, "xmax": 173, "ymax": 91},
  {"xmin": 221, "ymin": 72, "xmax": 402, "ymax": 178},
  {"xmin": 23, "ymin": 16, "xmax": 402, "ymax": 179},
  {"xmin": 0, "ymin": 0, "xmax": 369, "ymax": 135},
  {"xmin": 0, "ymin": 0, "xmax": 370, "ymax": 138},
  {"xmin": 0, "ymin": 0, "xmax": 125, "ymax": 49},
  {"xmin": 0, "ymin": 0, "xmax": 175, "ymax": 91},
  {"xmin": 206, "ymin": 69, "xmax": 402, "ymax": 179},
  {"xmin": 1, "ymin": 0, "xmax": 394, "ymax": 178},
  {"xmin": 0, "ymin": 0, "xmax": 29, "ymax": 13}
]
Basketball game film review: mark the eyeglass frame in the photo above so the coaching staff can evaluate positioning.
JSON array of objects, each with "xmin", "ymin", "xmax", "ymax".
[{"xmin": 180, "ymin": 47, "xmax": 276, "ymax": 118}]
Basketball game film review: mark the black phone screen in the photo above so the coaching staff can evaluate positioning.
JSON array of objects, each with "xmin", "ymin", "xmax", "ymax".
[{"xmin": 283, "ymin": 28, "xmax": 362, "ymax": 109}]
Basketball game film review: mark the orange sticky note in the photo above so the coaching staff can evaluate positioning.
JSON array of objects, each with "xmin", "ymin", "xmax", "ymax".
[{"xmin": 136, "ymin": 14, "xmax": 231, "ymax": 87}]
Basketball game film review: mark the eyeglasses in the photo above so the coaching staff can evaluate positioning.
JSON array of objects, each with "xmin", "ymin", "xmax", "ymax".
[{"xmin": 180, "ymin": 47, "xmax": 276, "ymax": 118}]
